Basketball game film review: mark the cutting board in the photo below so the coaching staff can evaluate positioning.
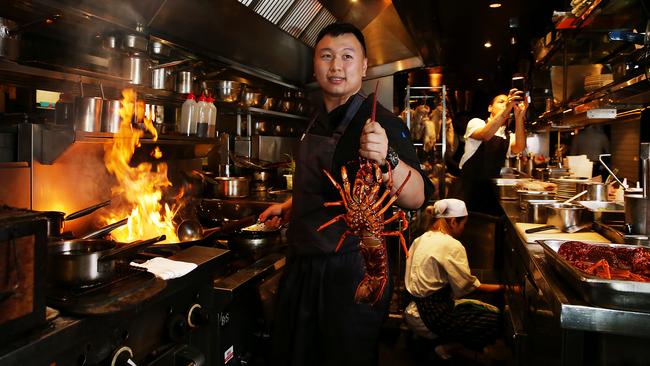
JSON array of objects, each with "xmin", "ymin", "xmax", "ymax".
[{"xmin": 515, "ymin": 223, "xmax": 610, "ymax": 244}]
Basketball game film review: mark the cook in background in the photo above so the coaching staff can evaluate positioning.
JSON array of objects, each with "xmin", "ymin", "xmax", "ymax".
[
  {"xmin": 569, "ymin": 124, "xmax": 610, "ymax": 179},
  {"xmin": 259, "ymin": 22, "xmax": 433, "ymax": 366},
  {"xmin": 404, "ymin": 199, "xmax": 507, "ymax": 363},
  {"xmin": 457, "ymin": 89, "xmax": 527, "ymax": 214}
]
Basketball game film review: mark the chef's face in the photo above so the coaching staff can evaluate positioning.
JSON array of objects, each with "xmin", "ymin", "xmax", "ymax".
[
  {"xmin": 488, "ymin": 94, "xmax": 508, "ymax": 118},
  {"xmin": 450, "ymin": 216, "xmax": 468, "ymax": 238},
  {"xmin": 314, "ymin": 33, "xmax": 367, "ymax": 103}
]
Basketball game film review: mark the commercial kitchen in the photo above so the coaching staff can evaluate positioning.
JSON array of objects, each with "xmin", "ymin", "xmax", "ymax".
[{"xmin": 0, "ymin": 0, "xmax": 649, "ymax": 365}]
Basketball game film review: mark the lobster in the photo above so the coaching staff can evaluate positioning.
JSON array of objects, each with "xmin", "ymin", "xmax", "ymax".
[{"xmin": 318, "ymin": 159, "xmax": 411, "ymax": 304}]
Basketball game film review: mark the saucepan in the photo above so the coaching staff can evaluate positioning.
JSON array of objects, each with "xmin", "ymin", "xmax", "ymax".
[
  {"xmin": 40, "ymin": 200, "xmax": 112, "ymax": 237},
  {"xmin": 525, "ymin": 203, "xmax": 591, "ymax": 234},
  {"xmin": 47, "ymin": 235, "xmax": 165, "ymax": 287}
]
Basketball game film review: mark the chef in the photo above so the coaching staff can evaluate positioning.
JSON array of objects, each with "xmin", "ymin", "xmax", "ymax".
[
  {"xmin": 404, "ymin": 199, "xmax": 505, "ymax": 361},
  {"xmin": 458, "ymin": 90, "xmax": 527, "ymax": 214},
  {"xmin": 259, "ymin": 22, "xmax": 433, "ymax": 366}
]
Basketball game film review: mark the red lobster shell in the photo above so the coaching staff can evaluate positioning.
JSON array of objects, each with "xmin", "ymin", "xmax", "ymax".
[{"xmin": 318, "ymin": 159, "xmax": 410, "ymax": 304}]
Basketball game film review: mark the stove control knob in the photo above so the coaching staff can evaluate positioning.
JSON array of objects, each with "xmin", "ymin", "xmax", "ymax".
[
  {"xmin": 111, "ymin": 346, "xmax": 137, "ymax": 366},
  {"xmin": 187, "ymin": 304, "xmax": 209, "ymax": 328},
  {"xmin": 166, "ymin": 313, "xmax": 188, "ymax": 341}
]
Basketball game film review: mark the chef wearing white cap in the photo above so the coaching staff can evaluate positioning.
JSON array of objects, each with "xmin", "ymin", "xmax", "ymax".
[{"xmin": 404, "ymin": 199, "xmax": 504, "ymax": 360}]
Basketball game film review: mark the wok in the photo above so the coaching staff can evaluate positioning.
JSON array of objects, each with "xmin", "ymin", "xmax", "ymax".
[
  {"xmin": 229, "ymin": 222, "xmax": 283, "ymax": 254},
  {"xmin": 48, "ymin": 235, "xmax": 165, "ymax": 287},
  {"xmin": 146, "ymin": 216, "xmax": 257, "ymax": 256},
  {"xmin": 41, "ymin": 200, "xmax": 112, "ymax": 237}
]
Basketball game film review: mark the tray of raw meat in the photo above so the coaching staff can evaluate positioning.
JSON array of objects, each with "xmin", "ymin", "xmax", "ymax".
[{"xmin": 537, "ymin": 240, "xmax": 650, "ymax": 312}]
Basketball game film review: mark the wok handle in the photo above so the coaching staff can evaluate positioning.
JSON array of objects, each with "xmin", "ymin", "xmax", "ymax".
[
  {"xmin": 99, "ymin": 235, "xmax": 166, "ymax": 261},
  {"xmin": 65, "ymin": 200, "xmax": 112, "ymax": 221},
  {"xmin": 525, "ymin": 225, "xmax": 555, "ymax": 234},
  {"xmin": 80, "ymin": 218, "xmax": 128, "ymax": 239}
]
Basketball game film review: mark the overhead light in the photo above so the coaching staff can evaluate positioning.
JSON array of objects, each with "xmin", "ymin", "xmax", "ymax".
[
  {"xmin": 489, "ymin": 3, "xmax": 502, "ymax": 8},
  {"xmin": 477, "ymin": 78, "xmax": 484, "ymax": 81},
  {"xmin": 484, "ymin": 41, "xmax": 492, "ymax": 48},
  {"xmin": 510, "ymin": 36, "xmax": 517, "ymax": 45}
]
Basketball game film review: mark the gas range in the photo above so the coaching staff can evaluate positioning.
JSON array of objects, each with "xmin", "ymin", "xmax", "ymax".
[{"xmin": 0, "ymin": 246, "xmax": 230, "ymax": 366}]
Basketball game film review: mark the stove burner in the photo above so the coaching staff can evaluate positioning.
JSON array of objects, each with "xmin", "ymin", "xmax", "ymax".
[{"xmin": 47, "ymin": 264, "xmax": 166, "ymax": 316}]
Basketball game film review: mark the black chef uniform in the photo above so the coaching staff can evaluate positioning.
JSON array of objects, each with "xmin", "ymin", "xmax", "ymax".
[
  {"xmin": 460, "ymin": 131, "xmax": 510, "ymax": 215},
  {"xmin": 271, "ymin": 92, "xmax": 433, "ymax": 366}
]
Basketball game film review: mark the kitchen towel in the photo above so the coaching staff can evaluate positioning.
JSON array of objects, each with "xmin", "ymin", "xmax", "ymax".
[{"xmin": 131, "ymin": 257, "xmax": 197, "ymax": 280}]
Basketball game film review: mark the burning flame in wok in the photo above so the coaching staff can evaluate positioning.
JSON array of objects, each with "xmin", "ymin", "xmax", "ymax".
[{"xmin": 101, "ymin": 89, "xmax": 180, "ymax": 243}]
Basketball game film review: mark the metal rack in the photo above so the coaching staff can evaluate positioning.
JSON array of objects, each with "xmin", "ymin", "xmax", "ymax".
[{"xmin": 404, "ymin": 85, "xmax": 448, "ymax": 198}]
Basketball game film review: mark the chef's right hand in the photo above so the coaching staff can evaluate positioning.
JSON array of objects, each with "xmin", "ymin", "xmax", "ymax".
[
  {"xmin": 258, "ymin": 199, "xmax": 292, "ymax": 228},
  {"xmin": 506, "ymin": 88, "xmax": 524, "ymax": 112}
]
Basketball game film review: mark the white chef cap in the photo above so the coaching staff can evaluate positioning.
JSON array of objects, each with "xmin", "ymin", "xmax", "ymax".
[{"xmin": 432, "ymin": 199, "xmax": 468, "ymax": 218}]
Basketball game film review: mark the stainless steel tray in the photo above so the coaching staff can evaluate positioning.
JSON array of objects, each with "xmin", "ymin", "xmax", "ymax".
[{"xmin": 537, "ymin": 239, "xmax": 650, "ymax": 312}]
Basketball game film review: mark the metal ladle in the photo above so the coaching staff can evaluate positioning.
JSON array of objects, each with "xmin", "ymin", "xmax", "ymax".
[
  {"xmin": 177, "ymin": 216, "xmax": 258, "ymax": 242},
  {"xmin": 176, "ymin": 220, "xmax": 225, "ymax": 242}
]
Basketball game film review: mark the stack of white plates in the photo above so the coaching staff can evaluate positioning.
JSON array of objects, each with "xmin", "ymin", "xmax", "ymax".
[
  {"xmin": 551, "ymin": 177, "xmax": 590, "ymax": 200},
  {"xmin": 584, "ymin": 74, "xmax": 613, "ymax": 92}
]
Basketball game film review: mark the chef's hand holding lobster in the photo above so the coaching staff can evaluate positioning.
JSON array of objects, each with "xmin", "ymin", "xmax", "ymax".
[{"xmin": 360, "ymin": 118, "xmax": 426, "ymax": 210}]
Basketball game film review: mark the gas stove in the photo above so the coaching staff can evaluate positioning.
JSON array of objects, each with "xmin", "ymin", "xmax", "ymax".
[{"xmin": 0, "ymin": 246, "xmax": 230, "ymax": 366}]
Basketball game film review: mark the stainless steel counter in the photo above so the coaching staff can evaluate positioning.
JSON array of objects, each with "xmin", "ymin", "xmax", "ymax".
[{"xmin": 500, "ymin": 200, "xmax": 650, "ymax": 338}]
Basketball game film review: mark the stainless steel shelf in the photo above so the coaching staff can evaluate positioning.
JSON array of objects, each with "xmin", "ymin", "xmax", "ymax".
[
  {"xmin": 242, "ymin": 107, "xmax": 310, "ymax": 121},
  {"xmin": 26, "ymin": 124, "xmax": 220, "ymax": 164}
]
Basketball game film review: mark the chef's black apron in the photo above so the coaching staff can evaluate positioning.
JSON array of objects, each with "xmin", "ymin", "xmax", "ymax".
[
  {"xmin": 460, "ymin": 132, "xmax": 509, "ymax": 214},
  {"xmin": 271, "ymin": 93, "xmax": 391, "ymax": 366},
  {"xmin": 413, "ymin": 286, "xmax": 500, "ymax": 350}
]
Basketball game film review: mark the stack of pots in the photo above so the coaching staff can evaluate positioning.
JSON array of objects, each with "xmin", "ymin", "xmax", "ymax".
[{"xmin": 121, "ymin": 25, "xmax": 151, "ymax": 86}]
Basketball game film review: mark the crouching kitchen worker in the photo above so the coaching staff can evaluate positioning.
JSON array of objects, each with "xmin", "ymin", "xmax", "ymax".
[
  {"xmin": 258, "ymin": 21, "xmax": 433, "ymax": 366},
  {"xmin": 404, "ymin": 199, "xmax": 506, "ymax": 361}
]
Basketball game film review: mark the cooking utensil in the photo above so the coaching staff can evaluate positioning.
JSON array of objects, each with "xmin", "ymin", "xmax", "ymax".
[
  {"xmin": 80, "ymin": 218, "xmax": 128, "ymax": 239},
  {"xmin": 518, "ymin": 190, "xmax": 553, "ymax": 210},
  {"xmin": 150, "ymin": 40, "xmax": 170, "ymax": 58},
  {"xmin": 240, "ymin": 90, "xmax": 265, "ymax": 107},
  {"xmin": 122, "ymin": 52, "xmax": 151, "ymax": 85},
  {"xmin": 101, "ymin": 97, "xmax": 121, "ymax": 133},
  {"xmin": 599, "ymin": 154, "xmax": 628, "ymax": 189},
  {"xmin": 74, "ymin": 81, "xmax": 103, "ymax": 132},
  {"xmin": 192, "ymin": 170, "xmax": 250, "ymax": 198},
  {"xmin": 176, "ymin": 70, "xmax": 194, "ymax": 94},
  {"xmin": 177, "ymin": 215, "xmax": 256, "ymax": 242},
  {"xmin": 151, "ymin": 67, "xmax": 174, "ymax": 90},
  {"xmin": 563, "ymin": 190, "xmax": 588, "ymax": 204},
  {"xmin": 42, "ymin": 200, "xmax": 112, "ymax": 237},
  {"xmin": 525, "ymin": 203, "xmax": 590, "ymax": 234},
  {"xmin": 585, "ymin": 183, "xmax": 608, "ymax": 201},
  {"xmin": 177, "ymin": 220, "xmax": 220, "ymax": 242},
  {"xmin": 209, "ymin": 80, "xmax": 242, "ymax": 102},
  {"xmin": 47, "ymin": 235, "xmax": 165, "ymax": 287},
  {"xmin": 526, "ymin": 199, "xmax": 559, "ymax": 224}
]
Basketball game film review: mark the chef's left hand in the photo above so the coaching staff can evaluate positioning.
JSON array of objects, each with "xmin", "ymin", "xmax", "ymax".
[{"xmin": 359, "ymin": 119, "xmax": 388, "ymax": 165}]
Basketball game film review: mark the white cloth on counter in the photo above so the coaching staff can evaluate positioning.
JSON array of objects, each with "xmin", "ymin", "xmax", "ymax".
[{"xmin": 131, "ymin": 257, "xmax": 197, "ymax": 280}]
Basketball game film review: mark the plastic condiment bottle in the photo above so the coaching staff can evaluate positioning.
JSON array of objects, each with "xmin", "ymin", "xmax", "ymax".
[
  {"xmin": 196, "ymin": 93, "xmax": 209, "ymax": 137},
  {"xmin": 206, "ymin": 96, "xmax": 217, "ymax": 138},
  {"xmin": 180, "ymin": 92, "xmax": 197, "ymax": 136}
]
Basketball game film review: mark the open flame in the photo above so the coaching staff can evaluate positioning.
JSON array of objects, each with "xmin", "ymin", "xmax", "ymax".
[{"xmin": 101, "ymin": 89, "xmax": 180, "ymax": 243}]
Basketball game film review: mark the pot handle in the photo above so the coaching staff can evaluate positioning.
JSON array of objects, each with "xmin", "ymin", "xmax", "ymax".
[
  {"xmin": 525, "ymin": 225, "xmax": 556, "ymax": 234},
  {"xmin": 99, "ymin": 235, "xmax": 166, "ymax": 261},
  {"xmin": 192, "ymin": 170, "xmax": 221, "ymax": 186},
  {"xmin": 65, "ymin": 200, "xmax": 112, "ymax": 220},
  {"xmin": 80, "ymin": 217, "xmax": 128, "ymax": 239}
]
